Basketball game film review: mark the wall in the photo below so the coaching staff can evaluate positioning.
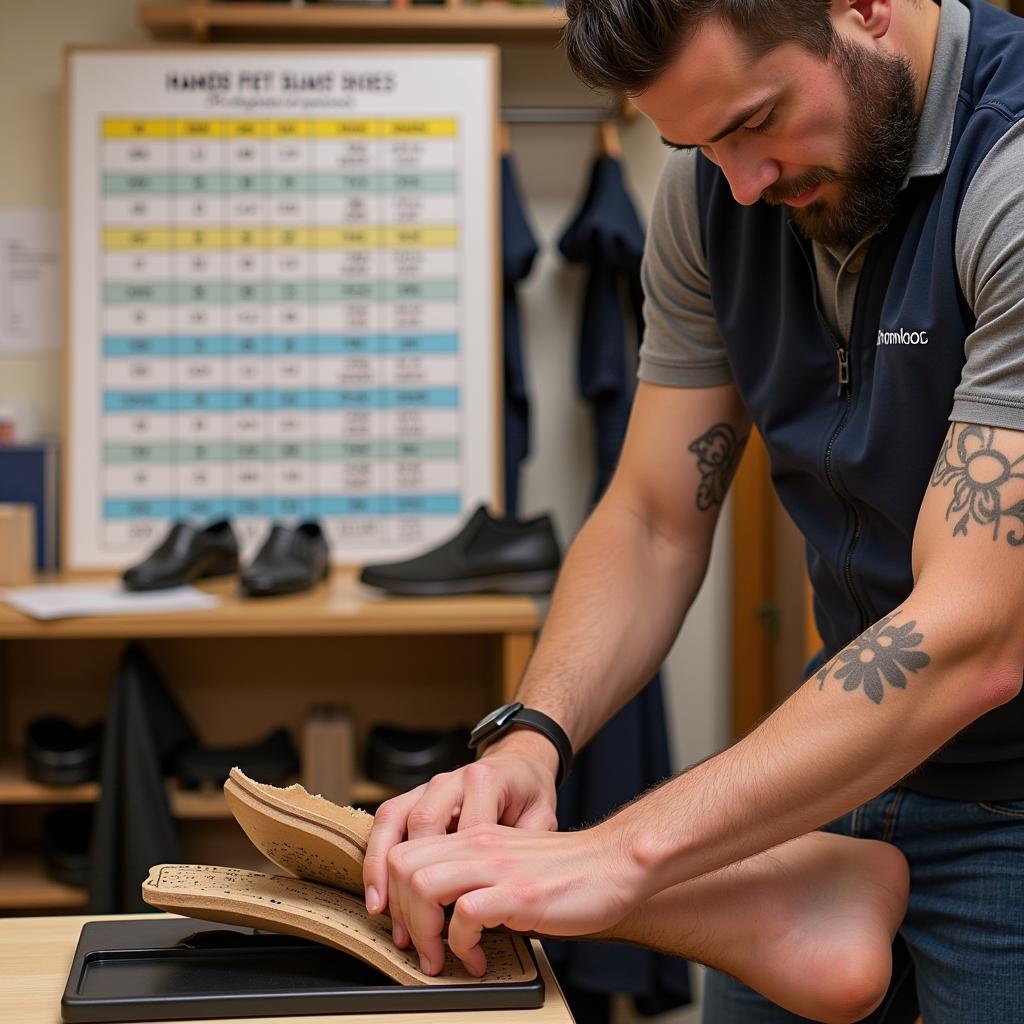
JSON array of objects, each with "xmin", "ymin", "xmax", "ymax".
[
  {"xmin": 0, "ymin": 0, "xmax": 144, "ymax": 436},
  {"xmin": 0, "ymin": 2, "xmax": 733, "ymax": 795}
]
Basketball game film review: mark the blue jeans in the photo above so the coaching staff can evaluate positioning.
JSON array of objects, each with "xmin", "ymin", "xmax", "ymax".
[{"xmin": 701, "ymin": 786, "xmax": 1024, "ymax": 1023}]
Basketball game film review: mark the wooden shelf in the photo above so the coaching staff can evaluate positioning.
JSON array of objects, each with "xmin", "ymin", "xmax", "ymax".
[
  {"xmin": 0, "ymin": 758, "xmax": 99, "ymax": 806},
  {"xmin": 0, "ymin": 857, "xmax": 87, "ymax": 911},
  {"xmin": 139, "ymin": 2, "xmax": 567, "ymax": 41},
  {"xmin": 0, "ymin": 569, "xmax": 540, "ymax": 640},
  {"xmin": 0, "ymin": 758, "xmax": 398, "ymax": 816},
  {"xmin": 0, "ymin": 763, "xmax": 395, "ymax": 911},
  {"xmin": 0, "ymin": 568, "xmax": 538, "ymax": 916}
]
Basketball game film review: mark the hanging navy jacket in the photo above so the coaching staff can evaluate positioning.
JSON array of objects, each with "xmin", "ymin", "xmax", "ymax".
[
  {"xmin": 559, "ymin": 155, "xmax": 647, "ymax": 500},
  {"xmin": 696, "ymin": 0, "xmax": 1024, "ymax": 799},
  {"xmin": 501, "ymin": 155, "xmax": 539, "ymax": 519}
]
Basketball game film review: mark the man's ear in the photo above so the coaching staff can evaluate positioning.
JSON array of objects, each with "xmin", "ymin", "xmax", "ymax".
[{"xmin": 840, "ymin": 0, "xmax": 893, "ymax": 39}]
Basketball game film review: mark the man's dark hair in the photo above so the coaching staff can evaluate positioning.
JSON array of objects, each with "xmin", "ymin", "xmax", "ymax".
[{"xmin": 563, "ymin": 0, "xmax": 837, "ymax": 94}]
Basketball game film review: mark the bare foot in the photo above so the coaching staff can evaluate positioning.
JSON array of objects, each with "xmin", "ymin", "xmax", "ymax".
[
  {"xmin": 713, "ymin": 833, "xmax": 909, "ymax": 1022},
  {"xmin": 602, "ymin": 832, "xmax": 909, "ymax": 1024}
]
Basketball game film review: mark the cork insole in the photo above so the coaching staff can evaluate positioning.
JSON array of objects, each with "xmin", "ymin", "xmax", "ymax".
[
  {"xmin": 223, "ymin": 767, "xmax": 372, "ymax": 893},
  {"xmin": 142, "ymin": 865, "xmax": 538, "ymax": 987}
]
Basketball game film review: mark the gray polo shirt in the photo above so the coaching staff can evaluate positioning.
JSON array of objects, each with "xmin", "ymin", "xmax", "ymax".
[{"xmin": 639, "ymin": 0, "xmax": 1024, "ymax": 431}]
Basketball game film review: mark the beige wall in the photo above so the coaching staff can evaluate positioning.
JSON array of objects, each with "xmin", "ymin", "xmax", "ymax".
[
  {"xmin": 0, "ymin": 4, "xmax": 732, "ymax": 773},
  {"xmin": 0, "ymin": 0, "xmax": 148, "ymax": 436}
]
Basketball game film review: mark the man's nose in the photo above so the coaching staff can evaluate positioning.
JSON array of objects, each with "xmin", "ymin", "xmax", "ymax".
[{"xmin": 703, "ymin": 144, "xmax": 781, "ymax": 206}]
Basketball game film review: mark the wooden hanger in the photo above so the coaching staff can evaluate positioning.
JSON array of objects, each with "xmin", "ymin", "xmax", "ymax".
[
  {"xmin": 619, "ymin": 93, "xmax": 640, "ymax": 122},
  {"xmin": 597, "ymin": 118, "xmax": 622, "ymax": 157}
]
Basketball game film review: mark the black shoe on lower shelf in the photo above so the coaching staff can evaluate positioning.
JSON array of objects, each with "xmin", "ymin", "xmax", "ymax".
[
  {"xmin": 359, "ymin": 505, "xmax": 561, "ymax": 596},
  {"xmin": 240, "ymin": 521, "xmax": 331, "ymax": 598},
  {"xmin": 365, "ymin": 724, "xmax": 472, "ymax": 791},
  {"xmin": 43, "ymin": 805, "xmax": 94, "ymax": 888},
  {"xmin": 173, "ymin": 728, "xmax": 300, "ymax": 790},
  {"xmin": 25, "ymin": 717, "xmax": 103, "ymax": 787},
  {"xmin": 122, "ymin": 520, "xmax": 239, "ymax": 592}
]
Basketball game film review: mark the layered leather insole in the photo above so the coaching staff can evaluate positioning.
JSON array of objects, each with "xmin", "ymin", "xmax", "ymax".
[
  {"xmin": 223, "ymin": 767, "xmax": 372, "ymax": 893},
  {"xmin": 143, "ymin": 864, "xmax": 537, "ymax": 987},
  {"xmin": 142, "ymin": 768, "xmax": 538, "ymax": 987}
]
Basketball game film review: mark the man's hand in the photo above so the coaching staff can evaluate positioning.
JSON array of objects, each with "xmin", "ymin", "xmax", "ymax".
[
  {"xmin": 362, "ymin": 730, "xmax": 560, "ymax": 944},
  {"xmin": 385, "ymin": 821, "xmax": 647, "ymax": 977},
  {"xmin": 361, "ymin": 382, "xmax": 749, "ymax": 962}
]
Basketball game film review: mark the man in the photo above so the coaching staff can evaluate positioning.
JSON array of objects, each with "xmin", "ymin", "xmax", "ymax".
[{"xmin": 363, "ymin": 1, "xmax": 1024, "ymax": 1020}]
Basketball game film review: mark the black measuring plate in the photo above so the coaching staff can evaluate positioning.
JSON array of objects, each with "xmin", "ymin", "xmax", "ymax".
[{"xmin": 61, "ymin": 918, "xmax": 545, "ymax": 1022}]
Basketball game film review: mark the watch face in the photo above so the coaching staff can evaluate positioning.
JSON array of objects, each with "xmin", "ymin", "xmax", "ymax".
[{"xmin": 471, "ymin": 702, "xmax": 523, "ymax": 746}]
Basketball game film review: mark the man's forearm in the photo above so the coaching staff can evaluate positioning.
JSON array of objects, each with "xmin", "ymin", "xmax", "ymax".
[
  {"xmin": 603, "ymin": 592, "xmax": 1022, "ymax": 899},
  {"xmin": 506, "ymin": 497, "xmax": 711, "ymax": 754}
]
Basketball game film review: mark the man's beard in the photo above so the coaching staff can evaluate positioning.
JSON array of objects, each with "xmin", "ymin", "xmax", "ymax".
[{"xmin": 762, "ymin": 38, "xmax": 919, "ymax": 249}]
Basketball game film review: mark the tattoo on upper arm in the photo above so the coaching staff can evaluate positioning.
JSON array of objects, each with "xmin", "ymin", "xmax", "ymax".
[
  {"xmin": 688, "ymin": 423, "xmax": 749, "ymax": 511},
  {"xmin": 930, "ymin": 424, "xmax": 1024, "ymax": 544},
  {"xmin": 815, "ymin": 613, "xmax": 930, "ymax": 705}
]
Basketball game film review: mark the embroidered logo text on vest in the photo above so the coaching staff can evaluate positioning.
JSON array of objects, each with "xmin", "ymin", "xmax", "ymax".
[{"xmin": 877, "ymin": 328, "xmax": 930, "ymax": 346}]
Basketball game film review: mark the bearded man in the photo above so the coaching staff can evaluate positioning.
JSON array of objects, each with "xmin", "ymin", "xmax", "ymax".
[{"xmin": 363, "ymin": 3, "xmax": 1024, "ymax": 1021}]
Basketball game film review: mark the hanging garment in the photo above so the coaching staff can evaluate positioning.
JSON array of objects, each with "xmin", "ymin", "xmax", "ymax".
[
  {"xmin": 501, "ymin": 155, "xmax": 540, "ymax": 519},
  {"xmin": 88, "ymin": 644, "xmax": 197, "ymax": 913},
  {"xmin": 547, "ymin": 155, "xmax": 691, "ymax": 1020},
  {"xmin": 557, "ymin": 154, "xmax": 647, "ymax": 501}
]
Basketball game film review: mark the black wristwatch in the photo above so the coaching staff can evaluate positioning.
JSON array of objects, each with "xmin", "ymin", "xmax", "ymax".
[{"xmin": 468, "ymin": 702, "xmax": 573, "ymax": 788}]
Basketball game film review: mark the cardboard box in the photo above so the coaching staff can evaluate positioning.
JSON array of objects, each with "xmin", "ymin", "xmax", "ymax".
[
  {"xmin": 0, "ymin": 504, "xmax": 36, "ymax": 585},
  {"xmin": 302, "ymin": 704, "xmax": 355, "ymax": 805}
]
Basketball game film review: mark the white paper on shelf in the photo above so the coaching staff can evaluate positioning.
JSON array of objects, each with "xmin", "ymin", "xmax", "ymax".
[
  {"xmin": 0, "ymin": 208, "xmax": 61, "ymax": 355},
  {"xmin": 1, "ymin": 583, "xmax": 219, "ymax": 620}
]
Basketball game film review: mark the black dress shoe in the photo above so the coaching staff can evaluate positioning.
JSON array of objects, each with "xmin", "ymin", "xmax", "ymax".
[
  {"xmin": 240, "ymin": 521, "xmax": 330, "ymax": 597},
  {"xmin": 25, "ymin": 717, "xmax": 103, "ymax": 786},
  {"xmin": 43, "ymin": 805, "xmax": 93, "ymax": 888},
  {"xmin": 365, "ymin": 724, "xmax": 472, "ymax": 790},
  {"xmin": 122, "ymin": 520, "xmax": 239, "ymax": 592},
  {"xmin": 359, "ymin": 505, "xmax": 561, "ymax": 596},
  {"xmin": 173, "ymin": 728, "xmax": 300, "ymax": 790}
]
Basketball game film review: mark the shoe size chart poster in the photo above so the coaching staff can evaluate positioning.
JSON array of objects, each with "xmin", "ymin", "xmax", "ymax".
[{"xmin": 65, "ymin": 48, "xmax": 499, "ymax": 571}]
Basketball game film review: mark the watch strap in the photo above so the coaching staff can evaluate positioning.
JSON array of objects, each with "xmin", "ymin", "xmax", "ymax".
[{"xmin": 470, "ymin": 706, "xmax": 573, "ymax": 788}]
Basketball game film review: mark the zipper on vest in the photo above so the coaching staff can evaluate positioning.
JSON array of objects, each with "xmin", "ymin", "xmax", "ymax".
[
  {"xmin": 836, "ymin": 348, "xmax": 850, "ymax": 396},
  {"xmin": 823, "ymin": 355, "xmax": 870, "ymax": 630},
  {"xmin": 822, "ymin": 386, "xmax": 868, "ymax": 629},
  {"xmin": 789, "ymin": 223, "xmax": 871, "ymax": 631}
]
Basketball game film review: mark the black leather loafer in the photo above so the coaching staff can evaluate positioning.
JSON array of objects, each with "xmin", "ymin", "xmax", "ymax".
[
  {"xmin": 359, "ymin": 505, "xmax": 561, "ymax": 596},
  {"xmin": 173, "ymin": 727, "xmax": 300, "ymax": 790},
  {"xmin": 240, "ymin": 521, "xmax": 330, "ymax": 598},
  {"xmin": 365, "ymin": 724, "xmax": 472, "ymax": 790},
  {"xmin": 25, "ymin": 717, "xmax": 103, "ymax": 787},
  {"xmin": 122, "ymin": 520, "xmax": 239, "ymax": 592}
]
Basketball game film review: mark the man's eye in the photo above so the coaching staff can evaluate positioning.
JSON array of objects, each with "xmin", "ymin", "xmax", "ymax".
[{"xmin": 746, "ymin": 109, "xmax": 776, "ymax": 135}]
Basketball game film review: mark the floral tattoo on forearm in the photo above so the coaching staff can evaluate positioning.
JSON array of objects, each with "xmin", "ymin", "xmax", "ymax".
[
  {"xmin": 688, "ymin": 423, "xmax": 749, "ymax": 511},
  {"xmin": 816, "ymin": 613, "xmax": 931, "ymax": 705},
  {"xmin": 930, "ymin": 424, "xmax": 1024, "ymax": 544}
]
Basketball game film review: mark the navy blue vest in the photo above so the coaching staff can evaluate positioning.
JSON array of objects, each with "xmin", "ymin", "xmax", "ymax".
[{"xmin": 697, "ymin": 0, "xmax": 1024, "ymax": 799}]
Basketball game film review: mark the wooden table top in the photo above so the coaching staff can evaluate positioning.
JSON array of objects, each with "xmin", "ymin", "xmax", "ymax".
[{"xmin": 1, "ymin": 912, "xmax": 574, "ymax": 1024}]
